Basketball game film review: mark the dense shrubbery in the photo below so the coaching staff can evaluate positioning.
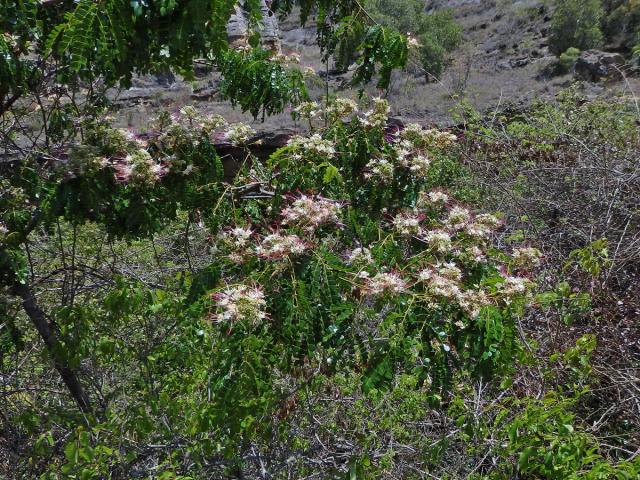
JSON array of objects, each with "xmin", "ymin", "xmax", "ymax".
[
  {"xmin": 2, "ymin": 1, "xmax": 640, "ymax": 479},
  {"xmin": 3, "ymin": 92, "xmax": 640, "ymax": 478},
  {"xmin": 1, "ymin": 97, "xmax": 533, "ymax": 477},
  {"xmin": 603, "ymin": 0, "xmax": 640, "ymax": 50},
  {"xmin": 550, "ymin": 0, "xmax": 640, "ymax": 54},
  {"xmin": 550, "ymin": 0, "xmax": 604, "ymax": 54}
]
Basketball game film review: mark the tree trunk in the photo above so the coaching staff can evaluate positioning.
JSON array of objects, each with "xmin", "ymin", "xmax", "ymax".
[{"xmin": 12, "ymin": 281, "xmax": 92, "ymax": 414}]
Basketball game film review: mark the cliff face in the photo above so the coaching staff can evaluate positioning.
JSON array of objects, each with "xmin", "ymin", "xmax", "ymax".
[{"xmin": 227, "ymin": 0, "xmax": 281, "ymax": 52}]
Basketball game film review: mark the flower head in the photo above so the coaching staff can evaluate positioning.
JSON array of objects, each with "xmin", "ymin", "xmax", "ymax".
[
  {"xmin": 212, "ymin": 284, "xmax": 267, "ymax": 325},
  {"xmin": 361, "ymin": 97, "xmax": 390, "ymax": 128},
  {"xmin": 347, "ymin": 247, "xmax": 374, "ymax": 265},
  {"xmin": 457, "ymin": 289, "xmax": 491, "ymax": 318},
  {"xmin": 288, "ymin": 134, "xmax": 336, "ymax": 158},
  {"xmin": 281, "ymin": 195, "xmax": 341, "ymax": 232},
  {"xmin": 497, "ymin": 276, "xmax": 530, "ymax": 297},
  {"xmin": 294, "ymin": 101, "xmax": 321, "ymax": 120},
  {"xmin": 118, "ymin": 149, "xmax": 164, "ymax": 185},
  {"xmin": 417, "ymin": 190, "xmax": 449, "ymax": 208},
  {"xmin": 363, "ymin": 272, "xmax": 407, "ymax": 296},
  {"xmin": 423, "ymin": 230, "xmax": 453, "ymax": 253},
  {"xmin": 447, "ymin": 206, "xmax": 471, "ymax": 230},
  {"xmin": 256, "ymin": 233, "xmax": 308, "ymax": 260},
  {"xmin": 365, "ymin": 157, "xmax": 395, "ymax": 183},
  {"xmin": 225, "ymin": 123, "xmax": 255, "ymax": 145},
  {"xmin": 202, "ymin": 114, "xmax": 228, "ymax": 132},
  {"xmin": 417, "ymin": 262, "xmax": 463, "ymax": 299},
  {"xmin": 327, "ymin": 98, "xmax": 358, "ymax": 119},
  {"xmin": 223, "ymin": 226, "xmax": 253, "ymax": 249},
  {"xmin": 511, "ymin": 247, "xmax": 542, "ymax": 267},
  {"xmin": 392, "ymin": 211, "xmax": 423, "ymax": 237},
  {"xmin": 179, "ymin": 105, "xmax": 199, "ymax": 122}
]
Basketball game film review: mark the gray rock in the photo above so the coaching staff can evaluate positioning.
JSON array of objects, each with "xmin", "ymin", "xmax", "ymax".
[
  {"xmin": 227, "ymin": 0, "xmax": 280, "ymax": 52},
  {"xmin": 574, "ymin": 50, "xmax": 624, "ymax": 82}
]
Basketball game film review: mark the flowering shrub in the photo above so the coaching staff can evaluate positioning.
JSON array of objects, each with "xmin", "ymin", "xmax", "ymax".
[
  {"xmin": 0, "ymin": 94, "xmax": 541, "ymax": 478},
  {"xmin": 198, "ymin": 97, "xmax": 535, "ymax": 400}
]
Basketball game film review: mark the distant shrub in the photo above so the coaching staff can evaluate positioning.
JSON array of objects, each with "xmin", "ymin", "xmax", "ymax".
[
  {"xmin": 558, "ymin": 47, "xmax": 581, "ymax": 72},
  {"xmin": 550, "ymin": 0, "xmax": 604, "ymax": 55},
  {"xmin": 603, "ymin": 0, "xmax": 640, "ymax": 51},
  {"xmin": 365, "ymin": 1, "xmax": 462, "ymax": 79},
  {"xmin": 419, "ymin": 10, "xmax": 463, "ymax": 80}
]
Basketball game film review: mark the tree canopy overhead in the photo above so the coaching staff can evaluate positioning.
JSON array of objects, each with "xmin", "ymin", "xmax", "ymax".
[{"xmin": 1, "ymin": 0, "xmax": 408, "ymax": 117}]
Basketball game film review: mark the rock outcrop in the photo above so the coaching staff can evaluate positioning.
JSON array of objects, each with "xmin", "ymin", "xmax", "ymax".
[
  {"xmin": 228, "ymin": 0, "xmax": 281, "ymax": 52},
  {"xmin": 574, "ymin": 50, "xmax": 624, "ymax": 82}
]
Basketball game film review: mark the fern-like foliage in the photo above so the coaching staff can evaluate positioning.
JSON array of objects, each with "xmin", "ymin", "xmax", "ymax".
[
  {"xmin": 0, "ymin": 0, "xmax": 38, "ymax": 111},
  {"xmin": 218, "ymin": 48, "xmax": 308, "ymax": 118}
]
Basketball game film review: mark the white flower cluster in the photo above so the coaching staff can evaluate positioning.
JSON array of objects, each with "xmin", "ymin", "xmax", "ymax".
[
  {"xmin": 179, "ymin": 105, "xmax": 198, "ymax": 122},
  {"xmin": 399, "ymin": 123, "xmax": 427, "ymax": 143},
  {"xmin": 225, "ymin": 123, "xmax": 255, "ymax": 146},
  {"xmin": 457, "ymin": 289, "xmax": 491, "ymax": 318},
  {"xmin": 256, "ymin": 233, "xmax": 307, "ymax": 260},
  {"xmin": 423, "ymin": 230, "xmax": 453, "ymax": 253},
  {"xmin": 364, "ymin": 157, "xmax": 394, "ymax": 183},
  {"xmin": 456, "ymin": 245, "xmax": 487, "ymax": 264},
  {"xmin": 281, "ymin": 195, "xmax": 341, "ymax": 233},
  {"xmin": 121, "ymin": 149, "xmax": 164, "ymax": 185},
  {"xmin": 498, "ymin": 275, "xmax": 529, "ymax": 297},
  {"xmin": 347, "ymin": 247, "xmax": 374, "ymax": 265},
  {"xmin": 327, "ymin": 98, "xmax": 358, "ymax": 119},
  {"xmin": 202, "ymin": 114, "xmax": 228, "ymax": 133},
  {"xmin": 212, "ymin": 284, "xmax": 267, "ymax": 325},
  {"xmin": 223, "ymin": 226, "xmax": 253, "ymax": 249},
  {"xmin": 407, "ymin": 154, "xmax": 431, "ymax": 178},
  {"xmin": 361, "ymin": 98, "xmax": 390, "ymax": 128},
  {"xmin": 400, "ymin": 124, "xmax": 457, "ymax": 150},
  {"xmin": 288, "ymin": 134, "xmax": 336, "ymax": 158},
  {"xmin": 418, "ymin": 262, "xmax": 463, "ymax": 299},
  {"xmin": 418, "ymin": 190, "xmax": 449, "ymax": 207},
  {"xmin": 465, "ymin": 213, "xmax": 500, "ymax": 239},
  {"xmin": 272, "ymin": 52, "xmax": 301, "ymax": 64},
  {"xmin": 0, "ymin": 222, "xmax": 8, "ymax": 236},
  {"xmin": 294, "ymin": 101, "xmax": 321, "ymax": 120},
  {"xmin": 415, "ymin": 263, "xmax": 493, "ymax": 317},
  {"xmin": 512, "ymin": 247, "xmax": 542, "ymax": 267},
  {"xmin": 407, "ymin": 34, "xmax": 421, "ymax": 49},
  {"xmin": 393, "ymin": 137, "xmax": 433, "ymax": 180},
  {"xmin": 447, "ymin": 206, "xmax": 471, "ymax": 230},
  {"xmin": 362, "ymin": 271, "xmax": 407, "ymax": 296},
  {"xmin": 393, "ymin": 211, "xmax": 423, "ymax": 237}
]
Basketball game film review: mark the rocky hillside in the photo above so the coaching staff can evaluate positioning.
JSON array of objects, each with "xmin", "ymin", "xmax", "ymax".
[{"xmin": 112, "ymin": 0, "xmax": 639, "ymax": 132}]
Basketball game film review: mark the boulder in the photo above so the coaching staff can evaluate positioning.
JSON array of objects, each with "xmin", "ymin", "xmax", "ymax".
[{"xmin": 574, "ymin": 50, "xmax": 624, "ymax": 82}]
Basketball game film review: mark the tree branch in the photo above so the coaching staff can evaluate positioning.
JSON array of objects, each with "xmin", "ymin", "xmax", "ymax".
[{"xmin": 12, "ymin": 280, "xmax": 93, "ymax": 414}]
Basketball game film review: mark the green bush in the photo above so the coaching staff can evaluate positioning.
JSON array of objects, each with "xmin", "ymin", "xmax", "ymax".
[
  {"xmin": 603, "ymin": 0, "xmax": 640, "ymax": 50},
  {"xmin": 558, "ymin": 47, "xmax": 581, "ymax": 72},
  {"xmin": 550, "ymin": 0, "xmax": 604, "ymax": 55},
  {"xmin": 419, "ymin": 10, "xmax": 463, "ymax": 80},
  {"xmin": 365, "ymin": 1, "xmax": 462, "ymax": 79}
]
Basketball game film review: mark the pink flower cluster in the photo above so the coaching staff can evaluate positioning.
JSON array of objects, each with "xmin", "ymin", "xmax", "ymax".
[
  {"xmin": 211, "ymin": 284, "xmax": 267, "ymax": 326},
  {"xmin": 281, "ymin": 195, "xmax": 341, "ymax": 233},
  {"xmin": 255, "ymin": 233, "xmax": 308, "ymax": 260}
]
